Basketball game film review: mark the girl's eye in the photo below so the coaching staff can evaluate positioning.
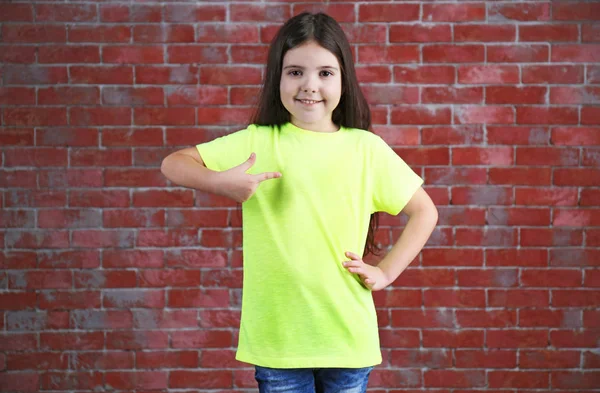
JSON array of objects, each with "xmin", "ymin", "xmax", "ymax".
[{"xmin": 287, "ymin": 70, "xmax": 333, "ymax": 77}]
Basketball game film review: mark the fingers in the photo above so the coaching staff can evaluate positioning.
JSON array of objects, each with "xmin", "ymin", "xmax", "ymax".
[
  {"xmin": 255, "ymin": 171, "xmax": 282, "ymax": 183},
  {"xmin": 345, "ymin": 251, "xmax": 361, "ymax": 260},
  {"xmin": 238, "ymin": 152, "xmax": 256, "ymax": 171}
]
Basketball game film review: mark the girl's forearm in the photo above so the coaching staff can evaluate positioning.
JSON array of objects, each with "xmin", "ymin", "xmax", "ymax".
[
  {"xmin": 161, "ymin": 154, "xmax": 223, "ymax": 194},
  {"xmin": 376, "ymin": 209, "xmax": 438, "ymax": 287}
]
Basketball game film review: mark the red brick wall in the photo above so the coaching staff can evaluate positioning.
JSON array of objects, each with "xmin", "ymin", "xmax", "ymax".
[{"xmin": 1, "ymin": 1, "xmax": 599, "ymax": 391}]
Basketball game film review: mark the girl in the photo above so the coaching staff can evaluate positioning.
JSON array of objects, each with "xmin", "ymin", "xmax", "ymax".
[{"xmin": 161, "ymin": 12, "xmax": 438, "ymax": 393}]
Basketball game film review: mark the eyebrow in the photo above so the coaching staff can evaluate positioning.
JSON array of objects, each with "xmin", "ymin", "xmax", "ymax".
[{"xmin": 283, "ymin": 65, "xmax": 339, "ymax": 71}]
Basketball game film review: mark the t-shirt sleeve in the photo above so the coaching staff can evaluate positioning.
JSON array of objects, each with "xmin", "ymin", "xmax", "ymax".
[
  {"xmin": 195, "ymin": 125, "xmax": 255, "ymax": 172},
  {"xmin": 371, "ymin": 135, "xmax": 424, "ymax": 216}
]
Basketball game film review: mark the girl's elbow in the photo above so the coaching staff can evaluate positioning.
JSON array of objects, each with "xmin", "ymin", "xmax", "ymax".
[{"xmin": 160, "ymin": 155, "xmax": 175, "ymax": 179}]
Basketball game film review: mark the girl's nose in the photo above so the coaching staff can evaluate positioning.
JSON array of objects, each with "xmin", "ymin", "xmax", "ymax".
[{"xmin": 301, "ymin": 75, "xmax": 319, "ymax": 93}]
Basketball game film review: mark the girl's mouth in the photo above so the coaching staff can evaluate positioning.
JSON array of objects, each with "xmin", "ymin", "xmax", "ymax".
[{"xmin": 295, "ymin": 99, "xmax": 323, "ymax": 106}]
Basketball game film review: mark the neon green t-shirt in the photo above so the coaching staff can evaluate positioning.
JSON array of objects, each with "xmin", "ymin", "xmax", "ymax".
[{"xmin": 196, "ymin": 122, "xmax": 423, "ymax": 369}]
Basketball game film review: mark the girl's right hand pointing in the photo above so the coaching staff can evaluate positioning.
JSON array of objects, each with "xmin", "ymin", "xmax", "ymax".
[{"xmin": 220, "ymin": 152, "xmax": 282, "ymax": 203}]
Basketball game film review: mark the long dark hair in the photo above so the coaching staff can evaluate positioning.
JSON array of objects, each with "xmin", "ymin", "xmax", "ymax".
[{"xmin": 248, "ymin": 12, "xmax": 382, "ymax": 258}]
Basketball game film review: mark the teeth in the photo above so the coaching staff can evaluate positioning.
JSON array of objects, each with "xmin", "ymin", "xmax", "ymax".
[{"xmin": 300, "ymin": 99, "xmax": 319, "ymax": 104}]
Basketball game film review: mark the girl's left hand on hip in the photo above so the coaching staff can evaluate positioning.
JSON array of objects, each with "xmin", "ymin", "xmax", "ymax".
[{"xmin": 342, "ymin": 251, "xmax": 389, "ymax": 291}]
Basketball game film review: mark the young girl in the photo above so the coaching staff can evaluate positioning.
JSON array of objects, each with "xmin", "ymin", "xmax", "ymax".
[{"xmin": 161, "ymin": 12, "xmax": 438, "ymax": 393}]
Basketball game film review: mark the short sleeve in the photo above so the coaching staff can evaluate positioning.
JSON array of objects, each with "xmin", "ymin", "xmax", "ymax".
[
  {"xmin": 371, "ymin": 135, "xmax": 424, "ymax": 216},
  {"xmin": 195, "ymin": 125, "xmax": 255, "ymax": 172}
]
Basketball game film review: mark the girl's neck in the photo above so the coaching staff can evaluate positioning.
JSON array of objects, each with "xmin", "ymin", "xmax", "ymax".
[{"xmin": 290, "ymin": 119, "xmax": 339, "ymax": 133}]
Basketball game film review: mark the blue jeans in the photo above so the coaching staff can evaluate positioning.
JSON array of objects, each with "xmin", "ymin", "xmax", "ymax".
[{"xmin": 254, "ymin": 365, "xmax": 374, "ymax": 393}]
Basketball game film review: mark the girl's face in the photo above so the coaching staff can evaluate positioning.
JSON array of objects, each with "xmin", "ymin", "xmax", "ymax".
[{"xmin": 280, "ymin": 40, "xmax": 342, "ymax": 133}]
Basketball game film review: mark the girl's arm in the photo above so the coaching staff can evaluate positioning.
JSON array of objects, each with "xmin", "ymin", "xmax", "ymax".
[
  {"xmin": 376, "ymin": 187, "xmax": 438, "ymax": 286},
  {"xmin": 161, "ymin": 147, "xmax": 223, "ymax": 194}
]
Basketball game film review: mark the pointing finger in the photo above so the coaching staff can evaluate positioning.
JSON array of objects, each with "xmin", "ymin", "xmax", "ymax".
[{"xmin": 256, "ymin": 172, "xmax": 282, "ymax": 183}]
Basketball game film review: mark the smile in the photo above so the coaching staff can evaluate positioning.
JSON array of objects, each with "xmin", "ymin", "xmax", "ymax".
[{"xmin": 296, "ymin": 99, "xmax": 322, "ymax": 105}]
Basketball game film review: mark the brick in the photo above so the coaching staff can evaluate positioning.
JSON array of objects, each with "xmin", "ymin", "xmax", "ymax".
[
  {"xmin": 422, "ymin": 125, "xmax": 484, "ymax": 145},
  {"xmin": 231, "ymin": 45, "xmax": 269, "ymax": 64},
  {"xmin": 486, "ymin": 249, "xmax": 548, "ymax": 267},
  {"xmin": 395, "ymin": 65, "xmax": 455, "ymax": 84},
  {"xmin": 554, "ymin": 208, "xmax": 600, "ymax": 226},
  {"xmin": 294, "ymin": 4, "xmax": 355, "ymax": 23},
  {"xmin": 583, "ymin": 23, "xmax": 600, "ymax": 42},
  {"xmin": 391, "ymin": 107, "xmax": 451, "ymax": 125},
  {"xmin": 70, "ymin": 149, "xmax": 132, "ymax": 167},
  {"xmin": 552, "ymin": 127, "xmax": 600, "ymax": 145},
  {"xmin": 103, "ymin": 46, "xmax": 164, "ymax": 64},
  {"xmin": 423, "ymin": 45, "xmax": 484, "ymax": 63},
  {"xmin": 38, "ymin": 45, "xmax": 99, "ymax": 64},
  {"xmin": 551, "ymin": 86, "xmax": 600, "ymax": 105},
  {"xmin": 133, "ymin": 25, "xmax": 194, "ymax": 43},
  {"xmin": 389, "ymin": 25, "xmax": 451, "ymax": 43},
  {"xmin": 230, "ymin": 4, "xmax": 290, "ymax": 22},
  {"xmin": 71, "ymin": 107, "xmax": 131, "ymax": 126},
  {"xmin": 520, "ymin": 228, "xmax": 583, "ymax": 247},
  {"xmin": 71, "ymin": 25, "xmax": 131, "ymax": 43},
  {"xmin": 581, "ymin": 188, "xmax": 600, "ymax": 206},
  {"xmin": 423, "ymin": 3, "xmax": 486, "ymax": 22},
  {"xmin": 134, "ymin": 108, "xmax": 195, "ymax": 126},
  {"xmin": 519, "ymin": 24, "xmax": 579, "ymax": 42},
  {"xmin": 552, "ymin": 44, "xmax": 600, "ymax": 62},
  {"xmin": 0, "ymin": 3, "xmax": 33, "ymax": 22},
  {"xmin": 424, "ymin": 370, "xmax": 485, "ymax": 388},
  {"xmin": 521, "ymin": 269, "xmax": 582, "ymax": 287},
  {"xmin": 487, "ymin": 126, "xmax": 550, "ymax": 145},
  {"xmin": 488, "ymin": 2, "xmax": 550, "ymax": 21},
  {"xmin": 553, "ymin": 2, "xmax": 600, "ymax": 21},
  {"xmin": 487, "ymin": 207, "xmax": 551, "ymax": 226},
  {"xmin": 455, "ymin": 25, "xmax": 515, "ymax": 42},
  {"xmin": 342, "ymin": 24, "xmax": 387, "ymax": 43},
  {"xmin": 36, "ymin": 4, "xmax": 96, "ymax": 22},
  {"xmin": 456, "ymin": 309, "xmax": 517, "ymax": 327},
  {"xmin": 553, "ymin": 290, "xmax": 600, "ymax": 307},
  {"xmin": 70, "ymin": 66, "xmax": 133, "ymax": 84},
  {"xmin": 200, "ymin": 67, "xmax": 262, "ymax": 85},
  {"xmin": 488, "ymin": 370, "xmax": 549, "ymax": 388},
  {"xmin": 488, "ymin": 289, "xmax": 549, "ymax": 307},
  {"xmin": 582, "ymin": 107, "xmax": 600, "ymax": 125},
  {"xmin": 452, "ymin": 147, "xmax": 513, "ymax": 165},
  {"xmin": 487, "ymin": 330, "xmax": 548, "ymax": 348},
  {"xmin": 102, "ymin": 128, "xmax": 163, "ymax": 146},
  {"xmin": 164, "ymin": 4, "xmax": 226, "ymax": 22},
  {"xmin": 455, "ymin": 349, "xmax": 516, "ymax": 368},
  {"xmin": 358, "ymin": 45, "xmax": 419, "ymax": 63},
  {"xmin": 458, "ymin": 65, "xmax": 519, "ymax": 84},
  {"xmin": 522, "ymin": 65, "xmax": 583, "ymax": 84},
  {"xmin": 422, "ymin": 86, "xmax": 482, "ymax": 104},
  {"xmin": 423, "ymin": 330, "xmax": 484, "ymax": 348},
  {"xmin": 515, "ymin": 187, "xmax": 578, "ymax": 206},
  {"xmin": 354, "ymin": 65, "xmax": 392, "ymax": 82},
  {"xmin": 359, "ymin": 4, "xmax": 419, "ymax": 22},
  {"xmin": 550, "ymin": 249, "xmax": 600, "ymax": 267},
  {"xmin": 486, "ymin": 86, "xmax": 546, "ymax": 104},
  {"xmin": 520, "ymin": 350, "xmax": 580, "ymax": 368},
  {"xmin": 554, "ymin": 169, "xmax": 600, "ymax": 187},
  {"xmin": 5, "ymin": 108, "xmax": 67, "ymax": 126},
  {"xmin": 2, "ymin": 24, "xmax": 66, "ymax": 43},
  {"xmin": 454, "ymin": 105, "xmax": 514, "ymax": 124},
  {"xmin": 516, "ymin": 147, "xmax": 579, "ymax": 166},
  {"xmin": 423, "ymin": 289, "xmax": 485, "ymax": 308},
  {"xmin": 39, "ymin": 86, "xmax": 100, "ymax": 105},
  {"xmin": 488, "ymin": 45, "xmax": 549, "ymax": 62}
]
